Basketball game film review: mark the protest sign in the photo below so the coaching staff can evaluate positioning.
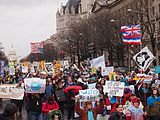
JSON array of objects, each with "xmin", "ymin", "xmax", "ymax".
[
  {"xmin": 79, "ymin": 89, "xmax": 99, "ymax": 101},
  {"xmin": 24, "ymin": 78, "xmax": 46, "ymax": 93},
  {"xmin": 102, "ymin": 66, "xmax": 114, "ymax": 76},
  {"xmin": 45, "ymin": 62, "xmax": 54, "ymax": 74},
  {"xmin": 90, "ymin": 55, "xmax": 105, "ymax": 69},
  {"xmin": 0, "ymin": 61, "xmax": 4, "ymax": 77},
  {"xmin": 60, "ymin": 60, "xmax": 69, "ymax": 68},
  {"xmin": 155, "ymin": 66, "xmax": 160, "ymax": 74},
  {"xmin": 54, "ymin": 61, "xmax": 61, "ymax": 74},
  {"xmin": 22, "ymin": 66, "xmax": 28, "ymax": 73},
  {"xmin": 0, "ymin": 84, "xmax": 24, "ymax": 100},
  {"xmin": 40, "ymin": 61, "xmax": 45, "ymax": 70},
  {"xmin": 91, "ymin": 67, "xmax": 97, "ymax": 74},
  {"xmin": 87, "ymin": 83, "xmax": 96, "ymax": 89},
  {"xmin": 9, "ymin": 66, "xmax": 15, "ymax": 75},
  {"xmin": 133, "ymin": 46, "xmax": 155, "ymax": 71},
  {"xmin": 104, "ymin": 81, "xmax": 125, "ymax": 97}
]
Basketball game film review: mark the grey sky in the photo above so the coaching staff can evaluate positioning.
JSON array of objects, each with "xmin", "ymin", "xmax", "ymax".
[{"xmin": 0, "ymin": 0, "xmax": 67, "ymax": 59}]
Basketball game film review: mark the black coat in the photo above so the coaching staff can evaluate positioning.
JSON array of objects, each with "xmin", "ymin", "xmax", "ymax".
[{"xmin": 108, "ymin": 112, "xmax": 126, "ymax": 120}]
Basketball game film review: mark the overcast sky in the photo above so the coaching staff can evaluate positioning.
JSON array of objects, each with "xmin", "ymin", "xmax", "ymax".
[{"xmin": 0, "ymin": 0, "xmax": 67, "ymax": 59}]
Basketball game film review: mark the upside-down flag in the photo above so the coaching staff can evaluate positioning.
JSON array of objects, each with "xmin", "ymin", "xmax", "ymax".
[
  {"xmin": 30, "ymin": 42, "xmax": 44, "ymax": 53},
  {"xmin": 121, "ymin": 24, "xmax": 141, "ymax": 44}
]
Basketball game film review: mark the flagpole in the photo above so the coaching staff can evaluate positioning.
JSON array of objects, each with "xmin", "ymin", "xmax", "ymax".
[{"xmin": 128, "ymin": 45, "xmax": 131, "ymax": 71}]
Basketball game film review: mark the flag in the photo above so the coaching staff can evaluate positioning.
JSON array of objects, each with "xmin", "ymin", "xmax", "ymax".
[
  {"xmin": 90, "ymin": 55, "xmax": 105, "ymax": 69},
  {"xmin": 121, "ymin": 24, "xmax": 141, "ymax": 44},
  {"xmin": 30, "ymin": 42, "xmax": 44, "ymax": 53},
  {"xmin": 133, "ymin": 46, "xmax": 155, "ymax": 71}
]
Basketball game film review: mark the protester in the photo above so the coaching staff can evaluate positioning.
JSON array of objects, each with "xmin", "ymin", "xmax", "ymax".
[
  {"xmin": 108, "ymin": 103, "xmax": 126, "ymax": 120},
  {"xmin": 0, "ymin": 103, "xmax": 17, "ymax": 120},
  {"xmin": 147, "ymin": 88, "xmax": 160, "ymax": 120},
  {"xmin": 42, "ymin": 96, "xmax": 59, "ymax": 120}
]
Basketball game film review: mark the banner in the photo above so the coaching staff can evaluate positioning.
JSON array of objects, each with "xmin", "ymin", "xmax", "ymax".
[
  {"xmin": 102, "ymin": 66, "xmax": 114, "ymax": 76},
  {"xmin": 155, "ymin": 66, "xmax": 160, "ymax": 74},
  {"xmin": 0, "ymin": 84, "xmax": 24, "ymax": 100},
  {"xmin": 133, "ymin": 46, "xmax": 155, "ymax": 71},
  {"xmin": 45, "ymin": 62, "xmax": 54, "ymax": 74},
  {"xmin": 104, "ymin": 81, "xmax": 125, "ymax": 97},
  {"xmin": 79, "ymin": 89, "xmax": 99, "ymax": 101},
  {"xmin": 22, "ymin": 66, "xmax": 28, "ymax": 73},
  {"xmin": 24, "ymin": 78, "xmax": 46, "ymax": 93},
  {"xmin": 90, "ymin": 55, "xmax": 105, "ymax": 69},
  {"xmin": 0, "ymin": 61, "xmax": 4, "ymax": 77}
]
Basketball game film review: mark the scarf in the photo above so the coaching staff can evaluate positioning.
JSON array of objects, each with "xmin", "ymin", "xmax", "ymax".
[
  {"xmin": 128, "ymin": 105, "xmax": 144, "ymax": 116},
  {"xmin": 88, "ymin": 110, "xmax": 94, "ymax": 120},
  {"xmin": 147, "ymin": 96, "xmax": 160, "ymax": 107}
]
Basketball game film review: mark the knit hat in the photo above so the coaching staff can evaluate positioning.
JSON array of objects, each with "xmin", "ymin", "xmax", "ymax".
[{"xmin": 131, "ymin": 97, "xmax": 140, "ymax": 105}]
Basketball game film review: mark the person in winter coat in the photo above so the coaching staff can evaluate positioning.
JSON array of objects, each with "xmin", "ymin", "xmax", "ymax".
[
  {"xmin": 108, "ymin": 103, "xmax": 126, "ymax": 120},
  {"xmin": 127, "ymin": 97, "xmax": 147, "ymax": 120},
  {"xmin": 28, "ymin": 93, "xmax": 43, "ymax": 120},
  {"xmin": 0, "ymin": 103, "xmax": 17, "ymax": 120},
  {"xmin": 75, "ymin": 100, "xmax": 104, "ymax": 120},
  {"xmin": 42, "ymin": 96, "xmax": 59, "ymax": 120},
  {"xmin": 147, "ymin": 88, "xmax": 160, "ymax": 120}
]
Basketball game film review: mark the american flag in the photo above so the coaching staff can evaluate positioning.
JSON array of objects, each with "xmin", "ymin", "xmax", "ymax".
[
  {"xmin": 30, "ymin": 42, "xmax": 44, "ymax": 53},
  {"xmin": 121, "ymin": 24, "xmax": 141, "ymax": 44}
]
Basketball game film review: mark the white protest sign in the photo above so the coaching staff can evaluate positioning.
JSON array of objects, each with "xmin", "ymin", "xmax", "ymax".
[
  {"xmin": 79, "ymin": 89, "xmax": 99, "ymax": 101},
  {"xmin": 22, "ymin": 66, "xmax": 28, "ymax": 73},
  {"xmin": 133, "ymin": 46, "xmax": 155, "ymax": 71},
  {"xmin": 0, "ymin": 84, "xmax": 24, "ymax": 100},
  {"xmin": 90, "ymin": 55, "xmax": 105, "ymax": 69},
  {"xmin": 24, "ymin": 78, "xmax": 46, "ymax": 93},
  {"xmin": 45, "ymin": 62, "xmax": 54, "ymax": 74},
  {"xmin": 104, "ymin": 81, "xmax": 125, "ymax": 97},
  {"xmin": 87, "ymin": 83, "xmax": 96, "ymax": 89},
  {"xmin": 102, "ymin": 66, "xmax": 114, "ymax": 76},
  {"xmin": 9, "ymin": 66, "xmax": 15, "ymax": 75},
  {"xmin": 0, "ymin": 61, "xmax": 4, "ymax": 77}
]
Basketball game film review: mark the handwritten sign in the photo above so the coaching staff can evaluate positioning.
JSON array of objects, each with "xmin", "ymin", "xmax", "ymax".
[
  {"xmin": 0, "ymin": 84, "xmax": 24, "ymax": 100},
  {"xmin": 102, "ymin": 66, "xmax": 114, "ymax": 76},
  {"xmin": 104, "ymin": 81, "xmax": 124, "ymax": 97},
  {"xmin": 45, "ymin": 62, "xmax": 54, "ymax": 74},
  {"xmin": 24, "ymin": 78, "xmax": 46, "ymax": 93},
  {"xmin": 79, "ymin": 89, "xmax": 99, "ymax": 101}
]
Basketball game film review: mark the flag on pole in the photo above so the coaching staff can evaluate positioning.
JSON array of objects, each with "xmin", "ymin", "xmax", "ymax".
[
  {"xmin": 133, "ymin": 46, "xmax": 155, "ymax": 71},
  {"xmin": 121, "ymin": 24, "xmax": 141, "ymax": 44},
  {"xmin": 30, "ymin": 42, "xmax": 44, "ymax": 53}
]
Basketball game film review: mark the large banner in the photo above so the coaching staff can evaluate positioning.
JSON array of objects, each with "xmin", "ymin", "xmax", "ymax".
[
  {"xmin": 101, "ymin": 66, "xmax": 114, "ymax": 76},
  {"xmin": 90, "ymin": 55, "xmax": 105, "ymax": 69},
  {"xmin": 0, "ymin": 61, "xmax": 4, "ymax": 77},
  {"xmin": 79, "ymin": 89, "xmax": 99, "ymax": 101},
  {"xmin": 0, "ymin": 84, "xmax": 24, "ymax": 100},
  {"xmin": 45, "ymin": 62, "xmax": 54, "ymax": 74},
  {"xmin": 133, "ymin": 46, "xmax": 155, "ymax": 71},
  {"xmin": 24, "ymin": 78, "xmax": 46, "ymax": 93},
  {"xmin": 104, "ymin": 81, "xmax": 125, "ymax": 97}
]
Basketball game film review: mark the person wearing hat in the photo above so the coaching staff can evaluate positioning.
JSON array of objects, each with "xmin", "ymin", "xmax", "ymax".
[
  {"xmin": 0, "ymin": 103, "xmax": 17, "ymax": 120},
  {"xmin": 126, "ymin": 97, "xmax": 147, "ymax": 120}
]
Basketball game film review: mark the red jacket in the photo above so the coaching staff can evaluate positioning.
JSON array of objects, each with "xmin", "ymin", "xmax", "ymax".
[{"xmin": 42, "ymin": 102, "xmax": 59, "ymax": 113}]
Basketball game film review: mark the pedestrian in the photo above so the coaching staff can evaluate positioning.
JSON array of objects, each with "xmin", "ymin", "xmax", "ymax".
[
  {"xmin": 147, "ymin": 88, "xmax": 160, "ymax": 120},
  {"xmin": 0, "ymin": 103, "xmax": 17, "ymax": 120},
  {"xmin": 42, "ymin": 96, "xmax": 59, "ymax": 120},
  {"xmin": 108, "ymin": 103, "xmax": 126, "ymax": 120}
]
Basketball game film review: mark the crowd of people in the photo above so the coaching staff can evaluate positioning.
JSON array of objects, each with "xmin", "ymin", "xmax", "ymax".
[{"xmin": 0, "ymin": 63, "xmax": 160, "ymax": 120}]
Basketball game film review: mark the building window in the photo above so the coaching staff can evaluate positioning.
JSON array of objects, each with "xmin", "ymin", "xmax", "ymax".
[{"xmin": 152, "ymin": 7, "xmax": 155, "ymax": 15}]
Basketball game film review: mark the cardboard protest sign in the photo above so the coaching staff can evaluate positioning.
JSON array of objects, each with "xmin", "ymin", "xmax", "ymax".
[
  {"xmin": 45, "ymin": 62, "xmax": 54, "ymax": 74},
  {"xmin": 90, "ymin": 55, "xmax": 105, "ymax": 69},
  {"xmin": 155, "ymin": 66, "xmax": 160, "ymax": 74},
  {"xmin": 133, "ymin": 46, "xmax": 155, "ymax": 71},
  {"xmin": 79, "ymin": 89, "xmax": 99, "ymax": 101},
  {"xmin": 0, "ymin": 61, "xmax": 4, "ymax": 77},
  {"xmin": 0, "ymin": 84, "xmax": 24, "ymax": 100},
  {"xmin": 102, "ymin": 66, "xmax": 114, "ymax": 76},
  {"xmin": 87, "ymin": 83, "xmax": 96, "ymax": 89},
  {"xmin": 24, "ymin": 78, "xmax": 46, "ymax": 93},
  {"xmin": 104, "ymin": 81, "xmax": 125, "ymax": 97}
]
